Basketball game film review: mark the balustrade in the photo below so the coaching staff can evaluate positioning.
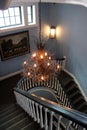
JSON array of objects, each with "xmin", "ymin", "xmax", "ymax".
[{"xmin": 14, "ymin": 90, "xmax": 87, "ymax": 130}]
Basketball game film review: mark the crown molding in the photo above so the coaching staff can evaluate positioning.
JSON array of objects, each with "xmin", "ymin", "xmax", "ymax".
[{"xmin": 11, "ymin": 0, "xmax": 87, "ymax": 7}]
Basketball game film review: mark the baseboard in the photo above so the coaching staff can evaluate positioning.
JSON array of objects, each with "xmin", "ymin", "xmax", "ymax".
[{"xmin": 0, "ymin": 70, "xmax": 23, "ymax": 81}]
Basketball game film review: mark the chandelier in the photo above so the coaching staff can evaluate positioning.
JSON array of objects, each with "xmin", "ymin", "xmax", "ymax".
[
  {"xmin": 23, "ymin": 49, "xmax": 61, "ymax": 81},
  {"xmin": 22, "ymin": 0, "xmax": 62, "ymax": 81}
]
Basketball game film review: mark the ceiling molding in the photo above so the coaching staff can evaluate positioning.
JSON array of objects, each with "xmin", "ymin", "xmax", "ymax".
[{"xmin": 11, "ymin": 0, "xmax": 87, "ymax": 7}]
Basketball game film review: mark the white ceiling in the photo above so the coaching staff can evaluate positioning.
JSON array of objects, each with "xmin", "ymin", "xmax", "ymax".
[{"xmin": 11, "ymin": 0, "xmax": 87, "ymax": 7}]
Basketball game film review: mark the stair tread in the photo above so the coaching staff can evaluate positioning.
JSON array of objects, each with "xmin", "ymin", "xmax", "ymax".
[
  {"xmin": 20, "ymin": 122, "xmax": 40, "ymax": 130},
  {"xmin": 6, "ymin": 116, "xmax": 33, "ymax": 130},
  {"xmin": 0, "ymin": 108, "xmax": 24, "ymax": 124},
  {"xmin": 0, "ymin": 104, "xmax": 20, "ymax": 118},
  {"xmin": 0, "ymin": 103, "xmax": 17, "ymax": 114},
  {"xmin": 0, "ymin": 112, "xmax": 27, "ymax": 129}
]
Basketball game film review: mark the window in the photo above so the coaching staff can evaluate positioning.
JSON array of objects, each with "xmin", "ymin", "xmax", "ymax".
[
  {"xmin": 0, "ymin": 6, "xmax": 23, "ymax": 29},
  {"xmin": 0, "ymin": 4, "xmax": 37, "ymax": 32},
  {"xmin": 27, "ymin": 5, "xmax": 36, "ymax": 25}
]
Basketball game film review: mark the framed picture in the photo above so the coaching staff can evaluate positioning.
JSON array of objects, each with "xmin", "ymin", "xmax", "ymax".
[{"xmin": 0, "ymin": 31, "xmax": 30, "ymax": 61}]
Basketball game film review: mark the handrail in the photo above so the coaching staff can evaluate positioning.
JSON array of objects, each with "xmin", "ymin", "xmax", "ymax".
[{"xmin": 14, "ymin": 87, "xmax": 87, "ymax": 128}]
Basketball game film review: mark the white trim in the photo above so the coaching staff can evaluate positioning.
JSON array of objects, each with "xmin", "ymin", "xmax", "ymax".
[
  {"xmin": 0, "ymin": 70, "xmax": 23, "ymax": 81},
  {"xmin": 63, "ymin": 69, "xmax": 87, "ymax": 102},
  {"xmin": 11, "ymin": 0, "xmax": 87, "ymax": 8}
]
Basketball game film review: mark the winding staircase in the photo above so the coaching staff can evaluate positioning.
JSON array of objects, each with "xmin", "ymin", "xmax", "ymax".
[{"xmin": 0, "ymin": 59, "xmax": 87, "ymax": 130}]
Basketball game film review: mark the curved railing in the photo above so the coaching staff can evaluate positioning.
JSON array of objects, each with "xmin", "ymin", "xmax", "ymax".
[
  {"xmin": 16, "ymin": 76, "xmax": 71, "ymax": 108},
  {"xmin": 14, "ymin": 57, "xmax": 87, "ymax": 129},
  {"xmin": 14, "ymin": 87, "xmax": 87, "ymax": 130}
]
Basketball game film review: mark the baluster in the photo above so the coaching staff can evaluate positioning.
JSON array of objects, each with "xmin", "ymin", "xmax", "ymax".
[
  {"xmin": 49, "ymin": 111, "xmax": 54, "ymax": 130},
  {"xmin": 56, "ymin": 115, "xmax": 62, "ymax": 130},
  {"xmin": 26, "ymin": 98, "xmax": 30, "ymax": 115},
  {"xmin": 53, "ymin": 76, "xmax": 55, "ymax": 88},
  {"xmin": 78, "ymin": 126, "xmax": 85, "ymax": 130},
  {"xmin": 44, "ymin": 108, "xmax": 48, "ymax": 130},
  {"xmin": 26, "ymin": 78, "xmax": 29, "ymax": 90},
  {"xmin": 61, "ymin": 90, "xmax": 64, "ymax": 102},
  {"xmin": 23, "ymin": 78, "xmax": 26, "ymax": 90},
  {"xmin": 60, "ymin": 88, "xmax": 63, "ymax": 101},
  {"xmin": 56, "ymin": 81, "xmax": 59, "ymax": 92},
  {"xmin": 32, "ymin": 101, "xmax": 36, "ymax": 120},
  {"xmin": 21, "ymin": 80, "xmax": 24, "ymax": 90},
  {"xmin": 40, "ymin": 105, "xmax": 44, "ymax": 128},
  {"xmin": 46, "ymin": 78, "xmax": 49, "ymax": 87},
  {"xmin": 54, "ymin": 78, "xmax": 57, "ymax": 90},
  {"xmin": 65, "ymin": 98, "xmax": 69, "ymax": 107},
  {"xmin": 30, "ymin": 79, "xmax": 32, "ymax": 88},
  {"xmin": 43, "ymin": 79, "xmax": 45, "ymax": 86},
  {"xmin": 63, "ymin": 94, "xmax": 67, "ymax": 106},
  {"xmin": 36, "ymin": 103, "xmax": 40, "ymax": 123},
  {"xmin": 28, "ymin": 99, "xmax": 31, "ymax": 115},
  {"xmin": 29, "ymin": 99, "xmax": 32, "ymax": 117},
  {"xmin": 66, "ymin": 120, "xmax": 72, "ymax": 130},
  {"xmin": 48, "ymin": 76, "xmax": 51, "ymax": 88}
]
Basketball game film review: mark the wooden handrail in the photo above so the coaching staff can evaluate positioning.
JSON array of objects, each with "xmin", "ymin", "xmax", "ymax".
[{"xmin": 14, "ymin": 87, "xmax": 87, "ymax": 128}]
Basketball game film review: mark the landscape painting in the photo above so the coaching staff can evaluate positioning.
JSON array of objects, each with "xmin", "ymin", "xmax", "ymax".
[{"xmin": 0, "ymin": 31, "xmax": 30, "ymax": 61}]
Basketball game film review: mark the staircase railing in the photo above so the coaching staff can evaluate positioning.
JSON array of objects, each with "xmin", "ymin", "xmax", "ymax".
[
  {"xmin": 16, "ymin": 76, "xmax": 71, "ymax": 108},
  {"xmin": 14, "ymin": 87, "xmax": 87, "ymax": 130}
]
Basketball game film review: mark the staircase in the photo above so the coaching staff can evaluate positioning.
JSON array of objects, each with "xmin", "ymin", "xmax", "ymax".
[
  {"xmin": 0, "ymin": 69, "xmax": 87, "ymax": 130},
  {"xmin": 0, "ymin": 103, "xmax": 43, "ymax": 130}
]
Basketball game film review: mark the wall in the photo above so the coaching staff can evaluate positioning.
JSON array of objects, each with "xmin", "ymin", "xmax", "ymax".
[
  {"xmin": 0, "ymin": 2, "xmax": 87, "ymax": 97},
  {"xmin": 41, "ymin": 3, "xmax": 87, "ymax": 96},
  {"xmin": 0, "ymin": 2, "xmax": 39, "ymax": 79}
]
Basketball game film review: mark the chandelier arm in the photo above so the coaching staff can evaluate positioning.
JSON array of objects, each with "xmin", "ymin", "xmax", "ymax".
[{"xmin": 39, "ymin": 0, "xmax": 42, "ymax": 45}]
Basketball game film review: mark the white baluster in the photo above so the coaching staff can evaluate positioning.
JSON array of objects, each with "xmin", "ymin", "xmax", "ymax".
[
  {"xmin": 44, "ymin": 108, "xmax": 48, "ymax": 130},
  {"xmin": 32, "ymin": 101, "xmax": 37, "ymax": 121},
  {"xmin": 66, "ymin": 120, "xmax": 72, "ymax": 130},
  {"xmin": 40, "ymin": 105, "xmax": 44, "ymax": 128},
  {"xmin": 29, "ymin": 99, "xmax": 32, "ymax": 117},
  {"xmin": 36, "ymin": 103, "xmax": 40, "ymax": 123},
  {"xmin": 49, "ymin": 111, "xmax": 54, "ymax": 130},
  {"xmin": 56, "ymin": 115, "xmax": 62, "ymax": 130}
]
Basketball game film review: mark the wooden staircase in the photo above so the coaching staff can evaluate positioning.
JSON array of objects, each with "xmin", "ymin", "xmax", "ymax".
[{"xmin": 0, "ymin": 103, "xmax": 43, "ymax": 130}]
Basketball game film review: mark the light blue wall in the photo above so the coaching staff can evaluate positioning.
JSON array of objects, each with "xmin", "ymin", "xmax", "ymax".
[
  {"xmin": 41, "ymin": 3, "xmax": 87, "ymax": 96},
  {"xmin": 0, "ymin": 2, "xmax": 87, "ymax": 97},
  {"xmin": 0, "ymin": 27, "xmax": 38, "ymax": 77}
]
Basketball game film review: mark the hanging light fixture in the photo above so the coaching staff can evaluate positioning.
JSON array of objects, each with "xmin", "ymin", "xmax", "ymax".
[{"xmin": 22, "ymin": 0, "xmax": 62, "ymax": 81}]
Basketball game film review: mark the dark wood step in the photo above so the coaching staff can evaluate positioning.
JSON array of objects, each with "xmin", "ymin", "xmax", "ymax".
[
  {"xmin": 0, "ymin": 107, "xmax": 24, "ymax": 124},
  {"xmin": 0, "ymin": 112, "xmax": 27, "ymax": 129},
  {"xmin": 6, "ymin": 116, "xmax": 33, "ymax": 130}
]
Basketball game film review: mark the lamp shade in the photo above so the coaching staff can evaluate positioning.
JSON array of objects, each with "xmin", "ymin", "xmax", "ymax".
[
  {"xmin": 49, "ymin": 26, "xmax": 56, "ymax": 39},
  {"xmin": 0, "ymin": 0, "xmax": 11, "ymax": 10}
]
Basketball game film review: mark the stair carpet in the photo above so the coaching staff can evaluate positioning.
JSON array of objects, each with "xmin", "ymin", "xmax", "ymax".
[
  {"xmin": 58, "ymin": 70, "xmax": 87, "ymax": 114},
  {"xmin": 0, "ymin": 103, "xmax": 42, "ymax": 130}
]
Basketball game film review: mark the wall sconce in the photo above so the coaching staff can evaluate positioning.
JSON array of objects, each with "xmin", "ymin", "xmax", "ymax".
[{"xmin": 49, "ymin": 26, "xmax": 56, "ymax": 39}]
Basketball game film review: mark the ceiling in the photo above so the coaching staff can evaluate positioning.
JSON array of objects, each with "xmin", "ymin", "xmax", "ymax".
[{"xmin": 11, "ymin": 0, "xmax": 87, "ymax": 7}]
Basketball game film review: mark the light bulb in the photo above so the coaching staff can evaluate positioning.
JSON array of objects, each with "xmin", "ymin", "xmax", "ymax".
[
  {"xmin": 40, "ymin": 55, "xmax": 44, "ymax": 59},
  {"xmin": 28, "ymin": 72, "xmax": 30, "ymax": 76},
  {"xmin": 49, "ymin": 57, "xmax": 51, "ymax": 60},
  {"xmin": 34, "ymin": 64, "xmax": 37, "ymax": 68},
  {"xmin": 32, "ymin": 53, "xmax": 36, "ymax": 58},
  {"xmin": 45, "ymin": 52, "xmax": 47, "ymax": 56},
  {"xmin": 41, "ymin": 76, "xmax": 44, "ymax": 80},
  {"xmin": 24, "ymin": 61, "xmax": 27, "ymax": 65},
  {"xmin": 47, "ymin": 63, "xmax": 50, "ymax": 66},
  {"xmin": 57, "ymin": 65, "xmax": 60, "ymax": 69}
]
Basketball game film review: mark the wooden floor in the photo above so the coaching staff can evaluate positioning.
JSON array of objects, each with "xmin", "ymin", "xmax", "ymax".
[{"xmin": 0, "ymin": 74, "xmax": 22, "ymax": 105}]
